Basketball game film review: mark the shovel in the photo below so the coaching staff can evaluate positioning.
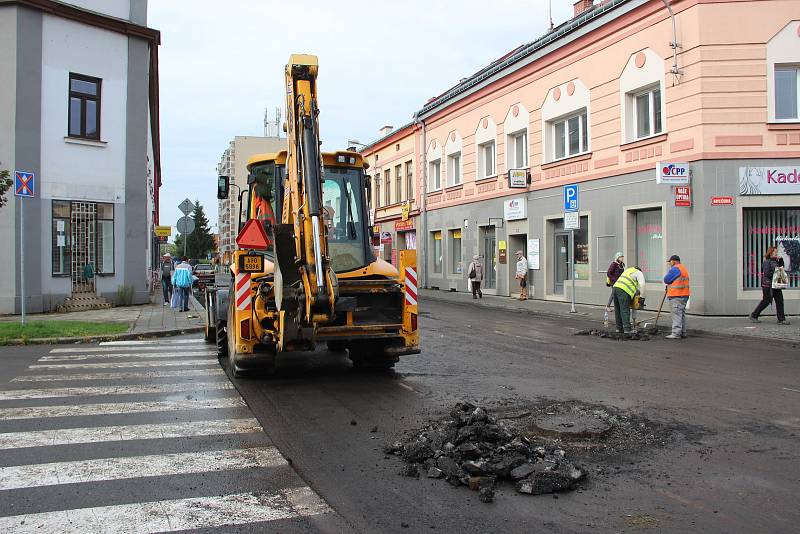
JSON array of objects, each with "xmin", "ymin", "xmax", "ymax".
[{"xmin": 643, "ymin": 288, "xmax": 668, "ymax": 335}]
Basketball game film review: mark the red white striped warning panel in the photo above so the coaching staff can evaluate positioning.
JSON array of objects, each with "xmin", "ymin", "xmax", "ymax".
[
  {"xmin": 235, "ymin": 272, "xmax": 252, "ymax": 311},
  {"xmin": 404, "ymin": 267, "xmax": 417, "ymax": 307}
]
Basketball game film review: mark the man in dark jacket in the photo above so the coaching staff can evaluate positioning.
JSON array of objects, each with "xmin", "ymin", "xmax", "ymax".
[{"xmin": 605, "ymin": 252, "xmax": 625, "ymax": 311}]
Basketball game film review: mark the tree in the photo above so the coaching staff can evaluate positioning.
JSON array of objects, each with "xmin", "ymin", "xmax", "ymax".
[
  {"xmin": 175, "ymin": 201, "xmax": 215, "ymax": 260},
  {"xmin": 0, "ymin": 164, "xmax": 12, "ymax": 209}
]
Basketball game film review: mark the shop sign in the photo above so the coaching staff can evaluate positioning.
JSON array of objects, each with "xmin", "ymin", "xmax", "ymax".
[
  {"xmin": 498, "ymin": 240, "xmax": 507, "ymax": 264},
  {"xmin": 739, "ymin": 166, "xmax": 800, "ymax": 195},
  {"xmin": 564, "ymin": 211, "xmax": 580, "ymax": 230},
  {"xmin": 154, "ymin": 225, "xmax": 172, "ymax": 237},
  {"xmin": 395, "ymin": 218, "xmax": 414, "ymax": 231},
  {"xmin": 503, "ymin": 197, "xmax": 526, "ymax": 221},
  {"xmin": 711, "ymin": 196, "xmax": 734, "ymax": 206},
  {"xmin": 372, "ymin": 225, "xmax": 381, "ymax": 234},
  {"xmin": 401, "ymin": 202, "xmax": 411, "ymax": 221},
  {"xmin": 656, "ymin": 162, "xmax": 690, "ymax": 185},
  {"xmin": 674, "ymin": 186, "xmax": 691, "ymax": 207},
  {"xmin": 380, "ymin": 231, "xmax": 393, "ymax": 244},
  {"xmin": 508, "ymin": 169, "xmax": 528, "ymax": 189},
  {"xmin": 527, "ymin": 238, "xmax": 540, "ymax": 270}
]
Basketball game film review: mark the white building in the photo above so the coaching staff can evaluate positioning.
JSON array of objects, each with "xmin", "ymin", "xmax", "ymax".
[{"xmin": 0, "ymin": 0, "xmax": 161, "ymax": 312}]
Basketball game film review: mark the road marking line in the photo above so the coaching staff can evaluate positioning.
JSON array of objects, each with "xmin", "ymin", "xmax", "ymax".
[
  {"xmin": 99, "ymin": 339, "xmax": 205, "ymax": 346},
  {"xmin": 0, "ymin": 488, "xmax": 331, "ymax": 533},
  {"xmin": 50, "ymin": 345, "xmax": 210, "ymax": 353},
  {"xmin": 0, "ymin": 418, "xmax": 263, "ymax": 450},
  {"xmin": 782, "ymin": 387, "xmax": 800, "ymax": 394},
  {"xmin": 0, "ymin": 397, "xmax": 246, "ymax": 421},
  {"xmin": 0, "ymin": 381, "xmax": 233, "ymax": 401},
  {"xmin": 30, "ymin": 359, "xmax": 215, "ymax": 370},
  {"xmin": 0, "ymin": 446, "xmax": 285, "ymax": 490},
  {"xmin": 12, "ymin": 369, "xmax": 224, "ymax": 382},
  {"xmin": 39, "ymin": 351, "xmax": 216, "ymax": 362}
]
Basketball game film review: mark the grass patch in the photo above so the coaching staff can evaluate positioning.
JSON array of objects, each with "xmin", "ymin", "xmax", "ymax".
[{"xmin": 0, "ymin": 321, "xmax": 129, "ymax": 344}]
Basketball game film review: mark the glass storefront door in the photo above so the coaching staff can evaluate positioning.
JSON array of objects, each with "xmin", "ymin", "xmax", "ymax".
[
  {"xmin": 481, "ymin": 227, "xmax": 497, "ymax": 289},
  {"xmin": 554, "ymin": 232, "xmax": 570, "ymax": 293}
]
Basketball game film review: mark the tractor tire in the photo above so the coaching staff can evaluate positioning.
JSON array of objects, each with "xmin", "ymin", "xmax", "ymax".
[
  {"xmin": 326, "ymin": 340, "xmax": 347, "ymax": 353},
  {"xmin": 215, "ymin": 321, "xmax": 228, "ymax": 359}
]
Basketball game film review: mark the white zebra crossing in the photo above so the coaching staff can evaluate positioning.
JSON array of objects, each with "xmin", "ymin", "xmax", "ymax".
[
  {"xmin": 30, "ymin": 359, "xmax": 216, "ymax": 370},
  {"xmin": 99, "ymin": 339, "xmax": 206, "ymax": 346},
  {"xmin": 0, "ymin": 397, "xmax": 246, "ymax": 420},
  {"xmin": 0, "ymin": 418, "xmax": 262, "ymax": 449},
  {"xmin": 39, "ymin": 351, "xmax": 216, "ymax": 361},
  {"xmin": 0, "ymin": 381, "xmax": 233, "ymax": 400},
  {"xmin": 0, "ymin": 487, "xmax": 331, "ymax": 533},
  {"xmin": 13, "ymin": 368, "xmax": 225, "ymax": 382}
]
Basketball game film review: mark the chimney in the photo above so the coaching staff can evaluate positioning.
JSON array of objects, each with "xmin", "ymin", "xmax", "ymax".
[
  {"xmin": 379, "ymin": 125, "xmax": 394, "ymax": 137},
  {"xmin": 573, "ymin": 0, "xmax": 594, "ymax": 17}
]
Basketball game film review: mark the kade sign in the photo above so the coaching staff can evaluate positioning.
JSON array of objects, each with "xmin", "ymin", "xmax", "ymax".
[{"xmin": 739, "ymin": 166, "xmax": 800, "ymax": 195}]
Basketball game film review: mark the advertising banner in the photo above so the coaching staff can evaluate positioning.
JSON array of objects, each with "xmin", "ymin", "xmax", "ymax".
[{"xmin": 739, "ymin": 166, "xmax": 800, "ymax": 195}]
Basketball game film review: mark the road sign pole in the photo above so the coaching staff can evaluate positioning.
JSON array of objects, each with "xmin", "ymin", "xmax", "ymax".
[
  {"xmin": 20, "ymin": 197, "xmax": 25, "ymax": 326},
  {"xmin": 570, "ymin": 229, "xmax": 576, "ymax": 314},
  {"xmin": 183, "ymin": 234, "xmax": 187, "ymax": 258}
]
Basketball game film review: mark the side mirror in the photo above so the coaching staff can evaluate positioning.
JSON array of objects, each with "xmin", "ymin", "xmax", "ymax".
[{"xmin": 217, "ymin": 176, "xmax": 230, "ymax": 200}]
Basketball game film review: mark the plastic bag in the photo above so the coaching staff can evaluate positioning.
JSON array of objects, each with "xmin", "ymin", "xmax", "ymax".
[{"xmin": 171, "ymin": 288, "xmax": 180, "ymax": 309}]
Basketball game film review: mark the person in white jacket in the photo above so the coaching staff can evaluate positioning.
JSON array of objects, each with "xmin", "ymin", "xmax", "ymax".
[{"xmin": 467, "ymin": 255, "xmax": 484, "ymax": 299}]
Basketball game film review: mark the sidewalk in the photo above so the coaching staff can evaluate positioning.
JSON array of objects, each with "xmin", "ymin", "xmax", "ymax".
[
  {"xmin": 421, "ymin": 289, "xmax": 800, "ymax": 346},
  {"xmin": 0, "ymin": 293, "xmax": 205, "ymax": 337}
]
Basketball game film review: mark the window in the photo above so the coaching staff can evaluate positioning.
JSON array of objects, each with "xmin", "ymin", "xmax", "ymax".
[
  {"xmin": 478, "ymin": 142, "xmax": 495, "ymax": 178},
  {"xmin": 552, "ymin": 110, "xmax": 588, "ymax": 160},
  {"xmin": 447, "ymin": 152, "xmax": 461, "ymax": 186},
  {"xmin": 508, "ymin": 130, "xmax": 528, "ymax": 169},
  {"xmin": 775, "ymin": 66, "xmax": 799, "ymax": 120},
  {"xmin": 743, "ymin": 207, "xmax": 800, "ymax": 289},
  {"xmin": 405, "ymin": 161, "xmax": 413, "ymax": 200},
  {"xmin": 432, "ymin": 231, "xmax": 442, "ymax": 273},
  {"xmin": 52, "ymin": 201, "xmax": 71, "ymax": 276},
  {"xmin": 429, "ymin": 159, "xmax": 441, "ymax": 191},
  {"xmin": 375, "ymin": 176, "xmax": 381, "ymax": 208},
  {"xmin": 68, "ymin": 73, "xmax": 101, "ymax": 140},
  {"xmin": 573, "ymin": 215, "xmax": 589, "ymax": 280},
  {"xmin": 449, "ymin": 229, "xmax": 462, "ymax": 274},
  {"xmin": 395, "ymin": 165, "xmax": 402, "ymax": 202},
  {"xmin": 635, "ymin": 209, "xmax": 663, "ymax": 282},
  {"xmin": 632, "ymin": 86, "xmax": 662, "ymax": 139},
  {"xmin": 96, "ymin": 203, "xmax": 114, "ymax": 274},
  {"xmin": 384, "ymin": 169, "xmax": 391, "ymax": 206}
]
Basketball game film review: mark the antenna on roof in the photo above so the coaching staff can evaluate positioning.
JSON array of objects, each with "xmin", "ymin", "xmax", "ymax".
[{"xmin": 548, "ymin": 0, "xmax": 554, "ymax": 30}]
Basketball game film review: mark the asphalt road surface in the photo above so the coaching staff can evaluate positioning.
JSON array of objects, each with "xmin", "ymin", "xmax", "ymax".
[{"xmin": 0, "ymin": 298, "xmax": 797, "ymax": 533}]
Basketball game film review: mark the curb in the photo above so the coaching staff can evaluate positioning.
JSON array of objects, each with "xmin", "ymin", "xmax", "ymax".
[
  {"xmin": 421, "ymin": 292, "xmax": 799, "ymax": 348},
  {"xmin": 0, "ymin": 326, "xmax": 205, "ymax": 346}
]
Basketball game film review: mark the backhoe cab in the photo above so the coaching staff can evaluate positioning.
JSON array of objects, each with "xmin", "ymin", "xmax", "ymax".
[{"xmin": 204, "ymin": 54, "xmax": 419, "ymax": 377}]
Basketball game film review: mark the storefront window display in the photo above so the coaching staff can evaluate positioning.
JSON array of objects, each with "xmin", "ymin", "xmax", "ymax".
[
  {"xmin": 432, "ymin": 231, "xmax": 442, "ymax": 273},
  {"xmin": 450, "ymin": 229, "xmax": 462, "ymax": 274},
  {"xmin": 743, "ymin": 208, "xmax": 800, "ymax": 289},
  {"xmin": 635, "ymin": 209, "xmax": 663, "ymax": 282}
]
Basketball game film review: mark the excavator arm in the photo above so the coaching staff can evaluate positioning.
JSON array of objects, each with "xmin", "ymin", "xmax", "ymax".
[{"xmin": 272, "ymin": 54, "xmax": 338, "ymax": 351}]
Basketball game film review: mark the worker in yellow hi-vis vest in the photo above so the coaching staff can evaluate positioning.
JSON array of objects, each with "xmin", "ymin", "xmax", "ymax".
[{"xmin": 612, "ymin": 266, "xmax": 646, "ymax": 335}]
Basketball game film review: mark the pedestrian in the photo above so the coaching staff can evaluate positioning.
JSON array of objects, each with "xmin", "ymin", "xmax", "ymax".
[
  {"xmin": 605, "ymin": 252, "xmax": 625, "ymax": 311},
  {"xmin": 612, "ymin": 266, "xmax": 645, "ymax": 335},
  {"xmin": 663, "ymin": 254, "xmax": 691, "ymax": 339},
  {"xmin": 514, "ymin": 251, "xmax": 528, "ymax": 301},
  {"xmin": 172, "ymin": 256, "xmax": 193, "ymax": 312},
  {"xmin": 160, "ymin": 253, "xmax": 173, "ymax": 306},
  {"xmin": 749, "ymin": 246, "xmax": 790, "ymax": 325},
  {"xmin": 467, "ymin": 255, "xmax": 484, "ymax": 299}
]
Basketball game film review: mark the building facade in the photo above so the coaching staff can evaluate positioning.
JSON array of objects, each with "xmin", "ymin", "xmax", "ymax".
[
  {"xmin": 0, "ymin": 0, "xmax": 161, "ymax": 313},
  {"xmin": 365, "ymin": 0, "xmax": 800, "ymax": 315},
  {"xmin": 360, "ymin": 124, "xmax": 420, "ymax": 268},
  {"xmin": 216, "ymin": 135, "xmax": 285, "ymax": 262}
]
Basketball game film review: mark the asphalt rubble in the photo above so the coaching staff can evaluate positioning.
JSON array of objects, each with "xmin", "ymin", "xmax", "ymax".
[
  {"xmin": 573, "ymin": 328, "xmax": 652, "ymax": 341},
  {"xmin": 385, "ymin": 402, "xmax": 589, "ymax": 503}
]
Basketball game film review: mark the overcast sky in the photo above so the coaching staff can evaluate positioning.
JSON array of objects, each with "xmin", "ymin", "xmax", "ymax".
[{"xmin": 150, "ymin": 0, "xmax": 575, "ymax": 233}]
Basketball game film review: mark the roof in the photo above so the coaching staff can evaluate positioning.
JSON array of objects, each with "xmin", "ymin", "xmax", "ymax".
[
  {"xmin": 416, "ymin": 0, "xmax": 633, "ymax": 118},
  {"xmin": 357, "ymin": 120, "xmax": 416, "ymax": 154}
]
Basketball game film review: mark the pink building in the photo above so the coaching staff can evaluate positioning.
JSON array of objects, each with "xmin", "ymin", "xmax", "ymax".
[{"xmin": 394, "ymin": 0, "xmax": 800, "ymax": 315}]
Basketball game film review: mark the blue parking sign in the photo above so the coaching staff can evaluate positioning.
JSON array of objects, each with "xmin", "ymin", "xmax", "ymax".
[
  {"xmin": 563, "ymin": 184, "xmax": 579, "ymax": 212},
  {"xmin": 14, "ymin": 171, "xmax": 35, "ymax": 198}
]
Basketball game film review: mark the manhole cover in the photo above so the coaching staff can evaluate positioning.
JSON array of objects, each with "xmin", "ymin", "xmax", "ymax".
[{"xmin": 528, "ymin": 413, "xmax": 612, "ymax": 440}]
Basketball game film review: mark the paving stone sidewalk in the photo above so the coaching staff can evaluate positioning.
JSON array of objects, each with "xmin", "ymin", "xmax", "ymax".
[
  {"xmin": 0, "ymin": 293, "xmax": 205, "ymax": 335},
  {"xmin": 421, "ymin": 289, "xmax": 800, "ymax": 346}
]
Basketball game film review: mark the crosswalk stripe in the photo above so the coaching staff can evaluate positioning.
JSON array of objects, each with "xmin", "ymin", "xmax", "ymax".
[
  {"xmin": 0, "ymin": 418, "xmax": 263, "ymax": 450},
  {"xmin": 0, "ymin": 487, "xmax": 331, "ymax": 533},
  {"xmin": 0, "ymin": 381, "xmax": 233, "ymax": 401},
  {"xmin": 0, "ymin": 397, "xmax": 246, "ymax": 421},
  {"xmin": 30, "ymin": 359, "xmax": 215, "ymax": 370},
  {"xmin": 0, "ymin": 446, "xmax": 285, "ymax": 490},
  {"xmin": 12, "ymin": 368, "xmax": 224, "ymax": 382},
  {"xmin": 39, "ymin": 351, "xmax": 216, "ymax": 362},
  {"xmin": 50, "ymin": 345, "xmax": 211, "ymax": 353},
  {"xmin": 100, "ymin": 339, "xmax": 206, "ymax": 346}
]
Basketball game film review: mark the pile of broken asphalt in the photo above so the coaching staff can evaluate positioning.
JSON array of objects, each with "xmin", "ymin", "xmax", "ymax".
[{"xmin": 384, "ymin": 402, "xmax": 588, "ymax": 503}]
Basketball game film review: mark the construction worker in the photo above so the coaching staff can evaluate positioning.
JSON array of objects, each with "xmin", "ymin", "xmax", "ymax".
[
  {"xmin": 612, "ymin": 266, "xmax": 645, "ymax": 335},
  {"xmin": 663, "ymin": 254, "xmax": 690, "ymax": 339},
  {"xmin": 515, "ymin": 250, "xmax": 528, "ymax": 300}
]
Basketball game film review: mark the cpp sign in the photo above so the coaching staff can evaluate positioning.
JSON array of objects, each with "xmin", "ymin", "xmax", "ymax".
[
  {"xmin": 563, "ymin": 184, "xmax": 579, "ymax": 212},
  {"xmin": 656, "ymin": 162, "xmax": 690, "ymax": 185}
]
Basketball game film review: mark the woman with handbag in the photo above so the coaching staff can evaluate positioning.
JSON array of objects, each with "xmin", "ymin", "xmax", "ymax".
[
  {"xmin": 749, "ymin": 246, "xmax": 790, "ymax": 325},
  {"xmin": 467, "ymin": 255, "xmax": 484, "ymax": 299}
]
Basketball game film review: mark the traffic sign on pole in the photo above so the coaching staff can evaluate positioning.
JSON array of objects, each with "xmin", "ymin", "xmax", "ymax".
[
  {"xmin": 177, "ymin": 216, "xmax": 195, "ymax": 235},
  {"xmin": 563, "ymin": 184, "xmax": 579, "ymax": 212},
  {"xmin": 14, "ymin": 171, "xmax": 35, "ymax": 198},
  {"xmin": 14, "ymin": 170, "xmax": 35, "ymax": 326},
  {"xmin": 178, "ymin": 198, "xmax": 195, "ymax": 216}
]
